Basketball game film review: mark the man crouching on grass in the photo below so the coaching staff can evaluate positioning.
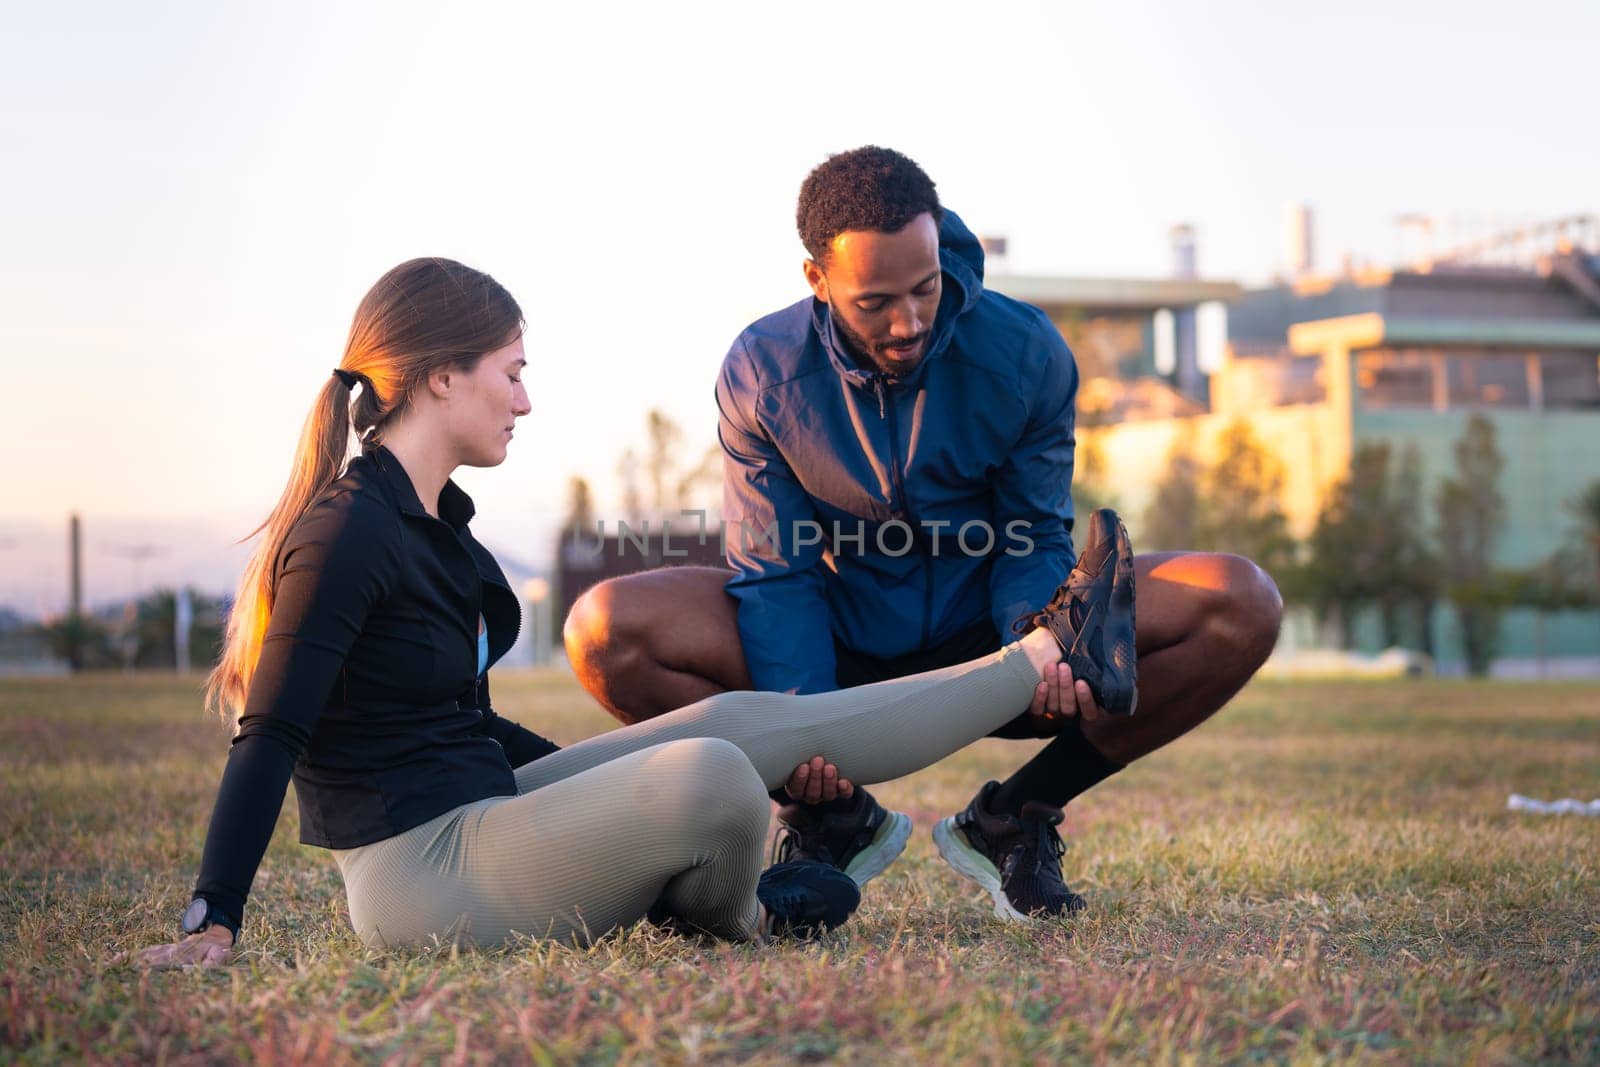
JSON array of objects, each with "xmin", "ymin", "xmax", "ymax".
[{"xmin": 564, "ymin": 145, "xmax": 1282, "ymax": 921}]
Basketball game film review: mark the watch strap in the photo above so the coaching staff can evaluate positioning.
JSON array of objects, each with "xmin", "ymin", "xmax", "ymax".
[{"xmin": 183, "ymin": 897, "xmax": 241, "ymax": 939}]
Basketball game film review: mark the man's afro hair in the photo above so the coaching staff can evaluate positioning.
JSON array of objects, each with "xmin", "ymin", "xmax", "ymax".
[{"xmin": 796, "ymin": 146, "xmax": 943, "ymax": 263}]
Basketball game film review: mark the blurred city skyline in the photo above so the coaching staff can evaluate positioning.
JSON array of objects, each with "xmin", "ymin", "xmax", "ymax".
[{"xmin": 3, "ymin": 0, "xmax": 1597, "ymax": 613}]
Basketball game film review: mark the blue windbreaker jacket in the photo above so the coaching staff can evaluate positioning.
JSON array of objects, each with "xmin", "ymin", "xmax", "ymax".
[{"xmin": 715, "ymin": 210, "xmax": 1079, "ymax": 695}]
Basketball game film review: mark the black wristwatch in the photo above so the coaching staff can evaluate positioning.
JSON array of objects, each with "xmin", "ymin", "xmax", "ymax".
[{"xmin": 182, "ymin": 898, "xmax": 240, "ymax": 940}]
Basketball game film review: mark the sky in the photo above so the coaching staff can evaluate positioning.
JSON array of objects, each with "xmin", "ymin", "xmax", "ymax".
[{"xmin": 2, "ymin": 0, "xmax": 1596, "ymax": 607}]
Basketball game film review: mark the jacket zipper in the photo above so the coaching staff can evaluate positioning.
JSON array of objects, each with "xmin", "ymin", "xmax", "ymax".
[
  {"xmin": 446, "ymin": 526, "xmax": 483, "ymax": 692},
  {"xmin": 875, "ymin": 375, "xmax": 934, "ymax": 648},
  {"xmin": 466, "ymin": 539, "xmax": 523, "ymax": 706},
  {"xmin": 425, "ymin": 517, "xmax": 496, "ymax": 700}
]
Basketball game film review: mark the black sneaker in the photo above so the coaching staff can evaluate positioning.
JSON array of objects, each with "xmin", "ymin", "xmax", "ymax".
[
  {"xmin": 773, "ymin": 787, "xmax": 912, "ymax": 888},
  {"xmin": 1015, "ymin": 506, "xmax": 1138, "ymax": 716},
  {"xmin": 932, "ymin": 780, "xmax": 1086, "ymax": 921},
  {"xmin": 756, "ymin": 860, "xmax": 862, "ymax": 939}
]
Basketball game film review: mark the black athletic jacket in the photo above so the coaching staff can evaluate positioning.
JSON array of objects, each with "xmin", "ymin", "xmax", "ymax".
[{"xmin": 192, "ymin": 444, "xmax": 558, "ymax": 930}]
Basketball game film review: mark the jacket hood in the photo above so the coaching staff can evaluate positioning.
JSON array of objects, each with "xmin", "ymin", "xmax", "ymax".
[
  {"xmin": 936, "ymin": 208, "xmax": 985, "ymax": 308},
  {"xmin": 815, "ymin": 209, "xmax": 987, "ymax": 386}
]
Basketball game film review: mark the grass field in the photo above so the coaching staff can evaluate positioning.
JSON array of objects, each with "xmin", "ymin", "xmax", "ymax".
[{"xmin": 2, "ymin": 672, "xmax": 1598, "ymax": 1064}]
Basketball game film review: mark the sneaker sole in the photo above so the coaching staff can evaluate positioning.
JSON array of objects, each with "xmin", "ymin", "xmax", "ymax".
[
  {"xmin": 931, "ymin": 817, "xmax": 1029, "ymax": 922},
  {"xmin": 842, "ymin": 810, "xmax": 912, "ymax": 888},
  {"xmin": 1068, "ymin": 509, "xmax": 1139, "ymax": 716},
  {"xmin": 1103, "ymin": 510, "xmax": 1138, "ymax": 715}
]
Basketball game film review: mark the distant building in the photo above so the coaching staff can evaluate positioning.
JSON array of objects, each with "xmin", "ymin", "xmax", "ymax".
[
  {"xmin": 994, "ymin": 273, "xmax": 1241, "ymax": 414},
  {"xmin": 996, "ymin": 234, "xmax": 1600, "ymax": 677}
]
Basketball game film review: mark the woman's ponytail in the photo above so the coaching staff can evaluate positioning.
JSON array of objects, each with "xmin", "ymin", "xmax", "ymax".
[{"xmin": 204, "ymin": 374, "xmax": 356, "ymax": 725}]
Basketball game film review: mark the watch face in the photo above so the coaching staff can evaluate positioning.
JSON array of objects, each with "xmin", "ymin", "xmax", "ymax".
[{"xmin": 182, "ymin": 898, "xmax": 210, "ymax": 934}]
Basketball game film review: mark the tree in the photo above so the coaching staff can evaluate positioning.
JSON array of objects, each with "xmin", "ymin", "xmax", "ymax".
[
  {"xmin": 127, "ymin": 589, "xmax": 226, "ymax": 670},
  {"xmin": 1196, "ymin": 420, "xmax": 1295, "ymax": 576},
  {"xmin": 1141, "ymin": 421, "xmax": 1293, "ymax": 586},
  {"xmin": 1573, "ymin": 480, "xmax": 1600, "ymax": 578},
  {"xmin": 1507, "ymin": 480, "xmax": 1600, "ymax": 613},
  {"xmin": 618, "ymin": 410, "xmax": 722, "ymax": 519},
  {"xmin": 42, "ymin": 613, "xmax": 116, "ymax": 671},
  {"xmin": 563, "ymin": 476, "xmax": 595, "ymax": 539},
  {"xmin": 674, "ymin": 442, "xmax": 724, "ymax": 517},
  {"xmin": 1302, "ymin": 443, "xmax": 1390, "ymax": 646},
  {"xmin": 1300, "ymin": 442, "xmax": 1436, "ymax": 649},
  {"xmin": 1508, "ymin": 546, "xmax": 1598, "ymax": 612},
  {"xmin": 1071, "ymin": 430, "xmax": 1117, "ymax": 517},
  {"xmin": 1435, "ymin": 413, "xmax": 1507, "ymax": 675},
  {"xmin": 39, "ymin": 588, "xmax": 226, "ymax": 671},
  {"xmin": 646, "ymin": 410, "xmax": 684, "ymax": 513},
  {"xmin": 1141, "ymin": 440, "xmax": 1202, "ymax": 551},
  {"xmin": 1386, "ymin": 445, "xmax": 1440, "ymax": 655},
  {"xmin": 617, "ymin": 448, "xmax": 643, "ymax": 526}
]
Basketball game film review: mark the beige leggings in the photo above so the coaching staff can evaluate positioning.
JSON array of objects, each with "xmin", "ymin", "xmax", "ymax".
[{"xmin": 333, "ymin": 642, "xmax": 1042, "ymax": 948}]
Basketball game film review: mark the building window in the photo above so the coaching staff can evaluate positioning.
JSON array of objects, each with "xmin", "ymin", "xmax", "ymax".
[
  {"xmin": 1356, "ymin": 349, "xmax": 1436, "ymax": 409},
  {"xmin": 1357, "ymin": 347, "xmax": 1600, "ymax": 412},
  {"xmin": 1446, "ymin": 353, "xmax": 1532, "ymax": 409},
  {"xmin": 1541, "ymin": 352, "xmax": 1600, "ymax": 410}
]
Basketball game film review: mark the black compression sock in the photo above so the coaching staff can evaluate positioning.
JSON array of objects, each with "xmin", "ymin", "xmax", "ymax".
[{"xmin": 990, "ymin": 720, "xmax": 1122, "ymax": 815}]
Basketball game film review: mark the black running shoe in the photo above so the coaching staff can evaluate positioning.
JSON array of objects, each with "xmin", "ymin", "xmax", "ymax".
[
  {"xmin": 1015, "ymin": 506, "xmax": 1138, "ymax": 716},
  {"xmin": 757, "ymin": 860, "xmax": 862, "ymax": 939},
  {"xmin": 932, "ymin": 780, "xmax": 1086, "ymax": 921},
  {"xmin": 773, "ymin": 787, "xmax": 912, "ymax": 888}
]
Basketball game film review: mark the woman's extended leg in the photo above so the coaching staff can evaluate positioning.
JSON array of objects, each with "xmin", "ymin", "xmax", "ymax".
[
  {"xmin": 335, "ymin": 633, "xmax": 1060, "ymax": 948},
  {"xmin": 337, "ymin": 738, "xmax": 770, "ymax": 948},
  {"xmin": 515, "ymin": 630, "xmax": 1060, "ymax": 795}
]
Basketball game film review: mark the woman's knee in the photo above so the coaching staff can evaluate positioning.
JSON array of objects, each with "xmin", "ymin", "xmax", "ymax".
[
  {"xmin": 671, "ymin": 737, "xmax": 767, "ymax": 800},
  {"xmin": 647, "ymin": 738, "xmax": 769, "ymax": 836}
]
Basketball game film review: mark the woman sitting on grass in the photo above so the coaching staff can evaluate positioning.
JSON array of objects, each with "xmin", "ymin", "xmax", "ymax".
[{"xmin": 132, "ymin": 257, "xmax": 1123, "ymax": 967}]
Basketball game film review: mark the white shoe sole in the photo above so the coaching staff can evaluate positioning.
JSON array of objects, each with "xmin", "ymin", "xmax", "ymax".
[
  {"xmin": 842, "ymin": 810, "xmax": 912, "ymax": 888},
  {"xmin": 932, "ymin": 816, "xmax": 1029, "ymax": 922}
]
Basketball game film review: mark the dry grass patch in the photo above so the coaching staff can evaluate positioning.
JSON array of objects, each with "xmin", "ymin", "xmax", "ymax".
[{"xmin": 2, "ymin": 673, "xmax": 1597, "ymax": 1063}]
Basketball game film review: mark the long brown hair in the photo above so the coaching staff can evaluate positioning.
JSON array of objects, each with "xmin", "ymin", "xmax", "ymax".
[{"xmin": 207, "ymin": 258, "xmax": 523, "ymax": 724}]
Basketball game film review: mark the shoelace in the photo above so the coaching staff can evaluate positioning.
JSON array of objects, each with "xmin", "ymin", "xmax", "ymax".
[
  {"xmin": 772, "ymin": 824, "xmax": 841, "ymax": 866},
  {"xmin": 1029, "ymin": 819, "xmax": 1066, "ymax": 877},
  {"xmin": 1013, "ymin": 566, "xmax": 1099, "ymax": 637},
  {"xmin": 770, "ymin": 825, "xmax": 797, "ymax": 866},
  {"xmin": 1005, "ymin": 817, "xmax": 1066, "ymax": 881}
]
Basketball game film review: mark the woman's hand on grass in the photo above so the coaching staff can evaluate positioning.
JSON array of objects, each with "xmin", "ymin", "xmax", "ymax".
[{"xmin": 126, "ymin": 926, "xmax": 235, "ymax": 969}]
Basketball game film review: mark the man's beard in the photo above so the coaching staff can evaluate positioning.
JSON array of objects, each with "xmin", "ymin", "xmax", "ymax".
[{"xmin": 832, "ymin": 311, "xmax": 931, "ymax": 380}]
